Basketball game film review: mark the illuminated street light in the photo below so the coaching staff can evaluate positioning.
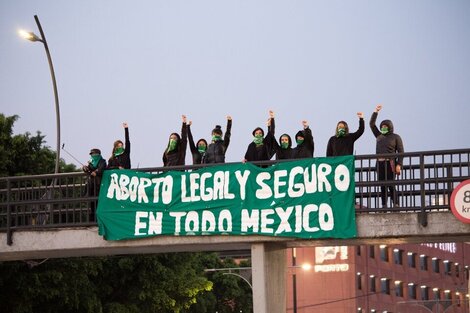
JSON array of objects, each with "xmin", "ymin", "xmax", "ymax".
[
  {"xmin": 291, "ymin": 249, "xmax": 312, "ymax": 313},
  {"xmin": 19, "ymin": 15, "xmax": 61, "ymax": 176}
]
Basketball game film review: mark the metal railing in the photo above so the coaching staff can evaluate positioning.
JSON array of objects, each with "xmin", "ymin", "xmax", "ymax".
[{"xmin": 1, "ymin": 148, "xmax": 469, "ymax": 245}]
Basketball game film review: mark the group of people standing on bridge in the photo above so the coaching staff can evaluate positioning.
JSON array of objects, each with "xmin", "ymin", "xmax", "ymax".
[{"xmin": 83, "ymin": 104, "xmax": 404, "ymax": 219}]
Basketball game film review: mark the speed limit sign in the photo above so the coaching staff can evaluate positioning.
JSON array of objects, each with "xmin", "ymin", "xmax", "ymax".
[{"xmin": 450, "ymin": 179, "xmax": 470, "ymax": 223}]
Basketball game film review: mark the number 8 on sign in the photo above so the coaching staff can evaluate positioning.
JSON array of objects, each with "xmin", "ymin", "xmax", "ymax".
[{"xmin": 450, "ymin": 179, "xmax": 470, "ymax": 223}]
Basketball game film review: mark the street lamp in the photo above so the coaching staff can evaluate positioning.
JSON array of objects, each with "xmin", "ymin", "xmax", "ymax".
[
  {"xmin": 19, "ymin": 15, "xmax": 61, "ymax": 175},
  {"xmin": 204, "ymin": 267, "xmax": 253, "ymax": 290},
  {"xmin": 291, "ymin": 248, "xmax": 312, "ymax": 313}
]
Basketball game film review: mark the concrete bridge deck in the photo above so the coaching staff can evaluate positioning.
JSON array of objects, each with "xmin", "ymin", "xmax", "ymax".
[{"xmin": 2, "ymin": 211, "xmax": 469, "ymax": 262}]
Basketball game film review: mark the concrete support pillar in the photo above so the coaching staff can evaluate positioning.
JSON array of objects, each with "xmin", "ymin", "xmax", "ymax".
[{"xmin": 251, "ymin": 243, "xmax": 286, "ymax": 313}]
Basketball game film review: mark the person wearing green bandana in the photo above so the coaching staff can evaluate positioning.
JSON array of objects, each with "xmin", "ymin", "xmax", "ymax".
[
  {"xmin": 267, "ymin": 110, "xmax": 294, "ymax": 160},
  {"xmin": 243, "ymin": 110, "xmax": 275, "ymax": 162},
  {"xmin": 187, "ymin": 120, "xmax": 208, "ymax": 164},
  {"xmin": 163, "ymin": 115, "xmax": 188, "ymax": 167},
  {"xmin": 326, "ymin": 112, "xmax": 365, "ymax": 157},
  {"xmin": 292, "ymin": 120, "xmax": 314, "ymax": 159},
  {"xmin": 370, "ymin": 104, "xmax": 405, "ymax": 208},
  {"xmin": 202, "ymin": 116, "xmax": 232, "ymax": 164},
  {"xmin": 82, "ymin": 148, "xmax": 107, "ymax": 221},
  {"xmin": 107, "ymin": 122, "xmax": 131, "ymax": 170}
]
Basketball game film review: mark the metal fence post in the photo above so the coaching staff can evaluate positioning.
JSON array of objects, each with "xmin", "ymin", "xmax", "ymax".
[
  {"xmin": 418, "ymin": 153, "xmax": 428, "ymax": 227},
  {"xmin": 6, "ymin": 178, "xmax": 13, "ymax": 245}
]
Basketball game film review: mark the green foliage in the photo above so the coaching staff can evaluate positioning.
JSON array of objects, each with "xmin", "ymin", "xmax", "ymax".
[
  {"xmin": 0, "ymin": 113, "xmax": 252, "ymax": 312},
  {"xmin": 0, "ymin": 253, "xmax": 220, "ymax": 313},
  {"xmin": 0, "ymin": 113, "xmax": 77, "ymax": 176}
]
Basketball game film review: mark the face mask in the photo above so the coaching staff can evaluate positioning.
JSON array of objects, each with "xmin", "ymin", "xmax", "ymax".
[
  {"xmin": 212, "ymin": 135, "xmax": 222, "ymax": 142},
  {"xmin": 90, "ymin": 154, "xmax": 101, "ymax": 168},
  {"xmin": 168, "ymin": 139, "xmax": 177, "ymax": 151},
  {"xmin": 114, "ymin": 147, "xmax": 124, "ymax": 156},
  {"xmin": 336, "ymin": 128, "xmax": 346, "ymax": 137},
  {"xmin": 198, "ymin": 144, "xmax": 206, "ymax": 154},
  {"xmin": 296, "ymin": 138, "xmax": 304, "ymax": 145},
  {"xmin": 281, "ymin": 142, "xmax": 289, "ymax": 149},
  {"xmin": 380, "ymin": 126, "xmax": 389, "ymax": 135},
  {"xmin": 253, "ymin": 134, "xmax": 263, "ymax": 145}
]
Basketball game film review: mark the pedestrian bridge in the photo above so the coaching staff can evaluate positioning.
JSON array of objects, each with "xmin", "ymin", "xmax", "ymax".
[{"xmin": 1, "ymin": 148, "xmax": 470, "ymax": 313}]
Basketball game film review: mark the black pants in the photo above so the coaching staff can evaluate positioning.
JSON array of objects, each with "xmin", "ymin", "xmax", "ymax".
[
  {"xmin": 85, "ymin": 177, "xmax": 100, "ymax": 222},
  {"xmin": 377, "ymin": 161, "xmax": 396, "ymax": 206}
]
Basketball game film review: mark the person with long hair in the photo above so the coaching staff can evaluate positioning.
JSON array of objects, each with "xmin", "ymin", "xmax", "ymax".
[
  {"xmin": 107, "ymin": 123, "xmax": 131, "ymax": 170},
  {"xmin": 326, "ymin": 112, "xmax": 364, "ymax": 157},
  {"xmin": 187, "ymin": 120, "xmax": 208, "ymax": 165},
  {"xmin": 163, "ymin": 115, "xmax": 188, "ymax": 167}
]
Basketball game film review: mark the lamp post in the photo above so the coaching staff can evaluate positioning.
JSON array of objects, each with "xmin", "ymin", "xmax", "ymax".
[
  {"xmin": 205, "ymin": 262, "xmax": 311, "ymax": 313},
  {"xmin": 293, "ymin": 248, "xmax": 297, "ymax": 313},
  {"xmin": 19, "ymin": 15, "xmax": 61, "ymax": 175}
]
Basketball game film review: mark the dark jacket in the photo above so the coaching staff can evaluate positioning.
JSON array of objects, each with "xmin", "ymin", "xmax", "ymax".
[
  {"xmin": 83, "ymin": 157, "xmax": 107, "ymax": 195},
  {"xmin": 187, "ymin": 125, "xmax": 207, "ymax": 165},
  {"xmin": 292, "ymin": 127, "xmax": 314, "ymax": 159},
  {"xmin": 108, "ymin": 128, "xmax": 131, "ymax": 169},
  {"xmin": 269, "ymin": 118, "xmax": 294, "ymax": 160},
  {"xmin": 163, "ymin": 122, "xmax": 188, "ymax": 167},
  {"xmin": 244, "ymin": 127, "xmax": 275, "ymax": 162},
  {"xmin": 203, "ymin": 119, "xmax": 232, "ymax": 164},
  {"xmin": 326, "ymin": 118, "xmax": 364, "ymax": 157},
  {"xmin": 370, "ymin": 112, "xmax": 404, "ymax": 165}
]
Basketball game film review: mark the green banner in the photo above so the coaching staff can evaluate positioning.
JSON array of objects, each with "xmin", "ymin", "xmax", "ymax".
[{"xmin": 97, "ymin": 156, "xmax": 356, "ymax": 240}]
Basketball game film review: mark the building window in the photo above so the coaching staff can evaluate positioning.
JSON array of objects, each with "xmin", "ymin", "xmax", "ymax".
[
  {"xmin": 380, "ymin": 246, "xmax": 389, "ymax": 262},
  {"xmin": 420, "ymin": 255, "xmax": 428, "ymax": 271},
  {"xmin": 357, "ymin": 273, "xmax": 362, "ymax": 290},
  {"xmin": 381, "ymin": 278, "xmax": 390, "ymax": 295},
  {"xmin": 357, "ymin": 246, "xmax": 361, "ymax": 256},
  {"xmin": 421, "ymin": 286, "xmax": 429, "ymax": 301},
  {"xmin": 444, "ymin": 260, "xmax": 452, "ymax": 275},
  {"xmin": 433, "ymin": 288, "xmax": 441, "ymax": 300},
  {"xmin": 369, "ymin": 246, "xmax": 375, "ymax": 258},
  {"xmin": 444, "ymin": 290, "xmax": 452, "ymax": 301},
  {"xmin": 357, "ymin": 308, "xmax": 363, "ymax": 313},
  {"xmin": 456, "ymin": 263, "xmax": 460, "ymax": 278},
  {"xmin": 432, "ymin": 258, "xmax": 440, "ymax": 273},
  {"xmin": 394, "ymin": 249, "xmax": 403, "ymax": 265},
  {"xmin": 408, "ymin": 283, "xmax": 417, "ymax": 299},
  {"xmin": 407, "ymin": 252, "xmax": 416, "ymax": 268},
  {"xmin": 370, "ymin": 275, "xmax": 376, "ymax": 292},
  {"xmin": 395, "ymin": 281, "xmax": 403, "ymax": 297}
]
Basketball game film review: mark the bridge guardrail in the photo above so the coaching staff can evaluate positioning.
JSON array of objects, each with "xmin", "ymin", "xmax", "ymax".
[{"xmin": 1, "ymin": 149, "xmax": 469, "ymax": 245}]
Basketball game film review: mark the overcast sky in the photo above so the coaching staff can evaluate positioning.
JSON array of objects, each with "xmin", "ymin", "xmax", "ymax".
[{"xmin": 1, "ymin": 0, "xmax": 469, "ymax": 169}]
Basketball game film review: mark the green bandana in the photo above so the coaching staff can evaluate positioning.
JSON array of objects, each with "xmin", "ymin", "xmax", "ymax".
[
  {"xmin": 114, "ymin": 147, "xmax": 124, "ymax": 156},
  {"xmin": 380, "ymin": 126, "xmax": 389, "ymax": 135},
  {"xmin": 336, "ymin": 128, "xmax": 346, "ymax": 137},
  {"xmin": 198, "ymin": 144, "xmax": 207, "ymax": 154},
  {"xmin": 253, "ymin": 134, "xmax": 263, "ymax": 145},
  {"xmin": 212, "ymin": 135, "xmax": 222, "ymax": 142},
  {"xmin": 281, "ymin": 142, "xmax": 289, "ymax": 149},
  {"xmin": 90, "ymin": 154, "xmax": 102, "ymax": 168},
  {"xmin": 296, "ymin": 139, "xmax": 304, "ymax": 145},
  {"xmin": 168, "ymin": 139, "xmax": 177, "ymax": 152}
]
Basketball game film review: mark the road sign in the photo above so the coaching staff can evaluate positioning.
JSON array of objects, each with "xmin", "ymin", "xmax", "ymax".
[{"xmin": 450, "ymin": 179, "xmax": 470, "ymax": 223}]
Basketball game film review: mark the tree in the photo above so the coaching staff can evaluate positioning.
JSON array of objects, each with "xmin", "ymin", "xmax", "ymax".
[
  {"xmin": 0, "ymin": 113, "xmax": 252, "ymax": 313},
  {"xmin": 0, "ymin": 113, "xmax": 76, "ymax": 176}
]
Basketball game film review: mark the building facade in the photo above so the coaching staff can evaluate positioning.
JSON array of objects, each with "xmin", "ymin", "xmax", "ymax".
[{"xmin": 287, "ymin": 243, "xmax": 470, "ymax": 313}]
